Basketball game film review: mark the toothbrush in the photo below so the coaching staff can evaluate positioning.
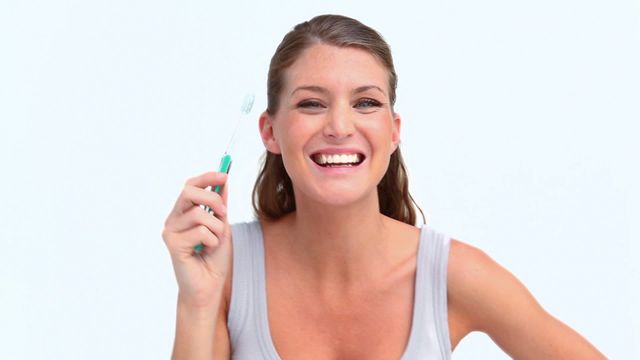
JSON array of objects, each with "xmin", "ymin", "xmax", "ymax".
[{"xmin": 194, "ymin": 93, "xmax": 255, "ymax": 254}]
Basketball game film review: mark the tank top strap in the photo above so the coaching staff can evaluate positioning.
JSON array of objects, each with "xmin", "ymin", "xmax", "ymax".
[
  {"xmin": 402, "ymin": 225, "xmax": 452, "ymax": 359},
  {"xmin": 228, "ymin": 221, "xmax": 280, "ymax": 359},
  {"xmin": 227, "ymin": 222, "xmax": 254, "ymax": 346}
]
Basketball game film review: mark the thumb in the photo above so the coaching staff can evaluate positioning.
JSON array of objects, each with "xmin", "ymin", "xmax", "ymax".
[
  {"xmin": 220, "ymin": 176, "xmax": 229, "ymax": 206},
  {"xmin": 202, "ymin": 220, "xmax": 233, "ymax": 277}
]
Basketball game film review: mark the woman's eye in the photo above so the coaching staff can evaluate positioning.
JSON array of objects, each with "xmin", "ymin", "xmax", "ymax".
[
  {"xmin": 297, "ymin": 100, "xmax": 325, "ymax": 109},
  {"xmin": 354, "ymin": 98, "xmax": 382, "ymax": 109}
]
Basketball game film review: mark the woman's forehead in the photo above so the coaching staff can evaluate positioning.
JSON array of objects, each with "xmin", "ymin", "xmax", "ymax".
[{"xmin": 283, "ymin": 43, "xmax": 390, "ymax": 95}]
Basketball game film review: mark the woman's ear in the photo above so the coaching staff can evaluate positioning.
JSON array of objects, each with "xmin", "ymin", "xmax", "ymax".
[
  {"xmin": 391, "ymin": 112, "xmax": 401, "ymax": 152},
  {"xmin": 259, "ymin": 111, "xmax": 282, "ymax": 154}
]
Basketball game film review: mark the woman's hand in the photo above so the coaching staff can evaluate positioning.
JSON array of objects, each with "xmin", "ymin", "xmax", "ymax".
[{"xmin": 162, "ymin": 171, "xmax": 232, "ymax": 309}]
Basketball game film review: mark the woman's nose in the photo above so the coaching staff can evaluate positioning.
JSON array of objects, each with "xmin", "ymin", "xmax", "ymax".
[{"xmin": 323, "ymin": 104, "xmax": 355, "ymax": 139}]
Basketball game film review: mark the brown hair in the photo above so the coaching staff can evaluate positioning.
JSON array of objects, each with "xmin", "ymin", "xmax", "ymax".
[{"xmin": 252, "ymin": 14, "xmax": 426, "ymax": 226}]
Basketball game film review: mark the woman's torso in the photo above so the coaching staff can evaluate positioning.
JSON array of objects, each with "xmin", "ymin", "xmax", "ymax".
[{"xmin": 224, "ymin": 218, "xmax": 469, "ymax": 359}]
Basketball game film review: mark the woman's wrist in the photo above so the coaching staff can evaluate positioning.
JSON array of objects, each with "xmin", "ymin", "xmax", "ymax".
[
  {"xmin": 177, "ymin": 289, "xmax": 223, "ymax": 316},
  {"xmin": 172, "ymin": 292, "xmax": 222, "ymax": 359}
]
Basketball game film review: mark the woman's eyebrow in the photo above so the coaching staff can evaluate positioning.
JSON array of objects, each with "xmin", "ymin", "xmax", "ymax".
[
  {"xmin": 353, "ymin": 85, "xmax": 385, "ymax": 95},
  {"xmin": 290, "ymin": 85, "xmax": 385, "ymax": 96},
  {"xmin": 290, "ymin": 85, "xmax": 328, "ymax": 96}
]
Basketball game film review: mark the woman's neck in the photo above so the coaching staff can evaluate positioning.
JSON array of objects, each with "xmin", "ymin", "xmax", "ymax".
[{"xmin": 274, "ymin": 190, "xmax": 399, "ymax": 291}]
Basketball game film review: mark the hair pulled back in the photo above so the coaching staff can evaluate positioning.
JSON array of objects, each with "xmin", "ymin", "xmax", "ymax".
[{"xmin": 252, "ymin": 14, "xmax": 425, "ymax": 226}]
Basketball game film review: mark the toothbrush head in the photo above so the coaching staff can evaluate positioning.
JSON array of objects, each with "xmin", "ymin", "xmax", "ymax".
[
  {"xmin": 222, "ymin": 93, "xmax": 255, "ymax": 154},
  {"xmin": 240, "ymin": 93, "xmax": 255, "ymax": 115}
]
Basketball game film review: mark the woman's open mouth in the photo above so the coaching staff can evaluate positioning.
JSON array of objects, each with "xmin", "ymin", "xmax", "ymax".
[{"xmin": 310, "ymin": 153, "xmax": 366, "ymax": 167}]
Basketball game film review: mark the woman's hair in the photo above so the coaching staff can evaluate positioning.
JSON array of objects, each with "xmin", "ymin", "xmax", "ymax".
[{"xmin": 252, "ymin": 14, "xmax": 426, "ymax": 226}]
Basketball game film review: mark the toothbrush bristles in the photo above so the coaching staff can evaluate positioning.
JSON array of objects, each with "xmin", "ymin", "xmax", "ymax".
[
  {"xmin": 224, "ymin": 93, "xmax": 255, "ymax": 153},
  {"xmin": 241, "ymin": 94, "xmax": 255, "ymax": 115}
]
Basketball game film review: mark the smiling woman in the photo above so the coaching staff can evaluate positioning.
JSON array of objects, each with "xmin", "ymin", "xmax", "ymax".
[
  {"xmin": 162, "ymin": 14, "xmax": 607, "ymax": 360},
  {"xmin": 257, "ymin": 42, "xmax": 403, "ymax": 211}
]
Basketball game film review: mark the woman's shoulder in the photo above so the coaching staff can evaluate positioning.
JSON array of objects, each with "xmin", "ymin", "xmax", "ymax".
[
  {"xmin": 445, "ymin": 237, "xmax": 535, "ymax": 349},
  {"xmin": 445, "ymin": 237, "xmax": 548, "ymax": 335},
  {"xmin": 446, "ymin": 237, "xmax": 607, "ymax": 358},
  {"xmin": 447, "ymin": 237, "xmax": 490, "ymax": 278},
  {"xmin": 446, "ymin": 238, "xmax": 513, "ymax": 328},
  {"xmin": 446, "ymin": 237, "xmax": 525, "ymax": 304}
]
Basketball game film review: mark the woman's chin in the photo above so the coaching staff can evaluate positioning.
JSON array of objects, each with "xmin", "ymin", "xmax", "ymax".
[{"xmin": 298, "ymin": 184, "xmax": 376, "ymax": 208}]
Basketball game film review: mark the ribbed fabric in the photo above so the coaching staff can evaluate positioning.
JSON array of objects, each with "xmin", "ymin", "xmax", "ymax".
[{"xmin": 228, "ymin": 220, "xmax": 452, "ymax": 360}]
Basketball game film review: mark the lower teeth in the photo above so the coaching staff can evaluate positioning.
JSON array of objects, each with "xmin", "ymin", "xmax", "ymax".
[{"xmin": 322, "ymin": 163, "xmax": 355, "ymax": 167}]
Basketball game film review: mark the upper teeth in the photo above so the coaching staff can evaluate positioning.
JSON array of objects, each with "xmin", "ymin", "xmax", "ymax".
[{"xmin": 314, "ymin": 153, "xmax": 362, "ymax": 165}]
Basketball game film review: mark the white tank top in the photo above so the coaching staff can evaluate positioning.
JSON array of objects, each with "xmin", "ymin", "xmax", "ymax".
[{"xmin": 227, "ymin": 220, "xmax": 452, "ymax": 359}]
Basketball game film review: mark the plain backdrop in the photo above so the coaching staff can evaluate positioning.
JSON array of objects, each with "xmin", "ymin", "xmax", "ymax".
[{"xmin": 1, "ymin": 0, "xmax": 638, "ymax": 358}]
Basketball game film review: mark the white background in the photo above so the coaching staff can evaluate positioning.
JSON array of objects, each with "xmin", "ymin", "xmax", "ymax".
[{"xmin": 1, "ymin": 0, "xmax": 638, "ymax": 358}]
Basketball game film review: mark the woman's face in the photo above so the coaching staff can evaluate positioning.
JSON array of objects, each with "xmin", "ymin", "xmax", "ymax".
[{"xmin": 260, "ymin": 43, "xmax": 401, "ymax": 207}]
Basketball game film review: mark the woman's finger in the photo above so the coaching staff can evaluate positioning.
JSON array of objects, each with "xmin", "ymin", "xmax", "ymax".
[
  {"xmin": 185, "ymin": 171, "xmax": 228, "ymax": 190},
  {"xmin": 163, "ymin": 225, "xmax": 221, "ymax": 255},
  {"xmin": 173, "ymin": 184, "xmax": 227, "ymax": 216},
  {"xmin": 165, "ymin": 205, "xmax": 225, "ymax": 235}
]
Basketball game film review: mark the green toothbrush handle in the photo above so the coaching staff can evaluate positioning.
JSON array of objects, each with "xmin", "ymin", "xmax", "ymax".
[
  {"xmin": 213, "ymin": 154, "xmax": 232, "ymax": 193},
  {"xmin": 195, "ymin": 153, "xmax": 232, "ymax": 254}
]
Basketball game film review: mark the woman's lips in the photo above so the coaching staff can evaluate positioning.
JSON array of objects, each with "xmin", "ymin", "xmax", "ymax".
[
  {"xmin": 309, "ymin": 154, "xmax": 366, "ymax": 174},
  {"xmin": 310, "ymin": 153, "xmax": 365, "ymax": 166}
]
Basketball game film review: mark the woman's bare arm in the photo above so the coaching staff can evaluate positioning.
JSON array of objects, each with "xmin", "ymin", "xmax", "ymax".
[
  {"xmin": 163, "ymin": 171, "xmax": 233, "ymax": 359},
  {"xmin": 171, "ymin": 290, "xmax": 231, "ymax": 360},
  {"xmin": 448, "ymin": 239, "xmax": 607, "ymax": 359}
]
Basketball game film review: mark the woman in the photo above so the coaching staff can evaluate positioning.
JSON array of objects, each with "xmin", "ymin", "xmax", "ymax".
[{"xmin": 162, "ymin": 15, "xmax": 606, "ymax": 359}]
